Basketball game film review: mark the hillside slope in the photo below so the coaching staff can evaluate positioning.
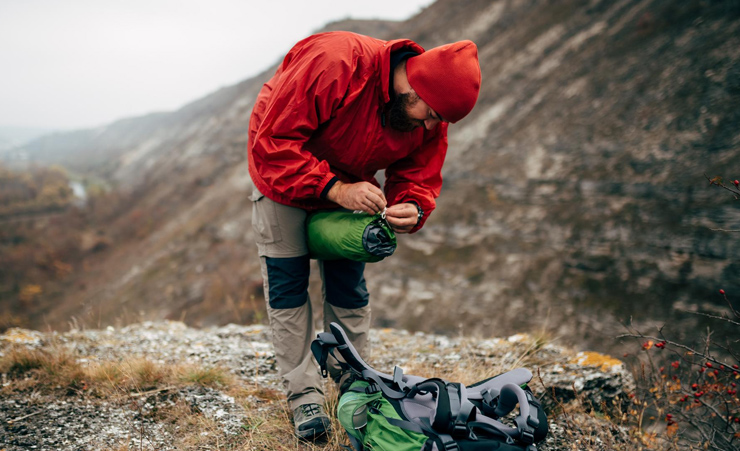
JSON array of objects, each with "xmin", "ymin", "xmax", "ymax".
[{"xmin": 4, "ymin": 2, "xmax": 740, "ymax": 354}]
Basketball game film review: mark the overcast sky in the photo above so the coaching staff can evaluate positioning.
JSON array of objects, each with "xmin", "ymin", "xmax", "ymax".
[{"xmin": 0, "ymin": 0, "xmax": 434, "ymax": 131}]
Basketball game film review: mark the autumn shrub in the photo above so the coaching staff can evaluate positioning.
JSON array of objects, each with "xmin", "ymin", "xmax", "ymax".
[{"xmin": 620, "ymin": 176, "xmax": 740, "ymax": 451}]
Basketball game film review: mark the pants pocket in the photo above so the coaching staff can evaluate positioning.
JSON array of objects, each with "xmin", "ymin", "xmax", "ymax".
[{"xmin": 251, "ymin": 189, "xmax": 282, "ymax": 245}]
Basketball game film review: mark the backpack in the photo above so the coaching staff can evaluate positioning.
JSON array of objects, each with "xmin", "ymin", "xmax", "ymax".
[
  {"xmin": 306, "ymin": 210, "xmax": 396, "ymax": 262},
  {"xmin": 311, "ymin": 323, "xmax": 548, "ymax": 451}
]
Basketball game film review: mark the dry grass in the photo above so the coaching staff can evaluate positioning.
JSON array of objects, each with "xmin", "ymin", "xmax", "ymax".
[
  {"xmin": 0, "ymin": 344, "xmax": 351, "ymax": 450},
  {"xmin": 177, "ymin": 364, "xmax": 234, "ymax": 387},
  {"xmin": 0, "ymin": 345, "xmax": 231, "ymax": 398},
  {"xmin": 0, "ymin": 345, "xmax": 87, "ymax": 392}
]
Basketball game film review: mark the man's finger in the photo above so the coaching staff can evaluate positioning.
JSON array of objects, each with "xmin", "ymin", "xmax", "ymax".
[
  {"xmin": 365, "ymin": 199, "xmax": 382, "ymax": 215},
  {"xmin": 368, "ymin": 185, "xmax": 386, "ymax": 201},
  {"xmin": 367, "ymin": 193, "xmax": 386, "ymax": 211},
  {"xmin": 360, "ymin": 201, "xmax": 375, "ymax": 215}
]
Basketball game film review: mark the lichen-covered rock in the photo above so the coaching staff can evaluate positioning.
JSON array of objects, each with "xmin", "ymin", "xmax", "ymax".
[{"xmin": 539, "ymin": 351, "xmax": 636, "ymax": 409}]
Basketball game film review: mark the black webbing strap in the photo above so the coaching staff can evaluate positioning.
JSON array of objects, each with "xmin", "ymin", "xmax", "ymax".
[
  {"xmin": 311, "ymin": 332, "xmax": 340, "ymax": 377},
  {"xmin": 377, "ymin": 412, "xmax": 425, "ymax": 435},
  {"xmin": 447, "ymin": 383, "xmax": 475, "ymax": 436},
  {"xmin": 344, "ymin": 434, "xmax": 363, "ymax": 451},
  {"xmin": 406, "ymin": 379, "xmax": 450, "ymax": 431},
  {"xmin": 419, "ymin": 417, "xmax": 459, "ymax": 451},
  {"xmin": 361, "ymin": 369, "xmax": 407, "ymax": 399}
]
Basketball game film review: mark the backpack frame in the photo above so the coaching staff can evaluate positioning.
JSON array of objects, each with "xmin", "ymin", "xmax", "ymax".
[{"xmin": 311, "ymin": 322, "xmax": 548, "ymax": 451}]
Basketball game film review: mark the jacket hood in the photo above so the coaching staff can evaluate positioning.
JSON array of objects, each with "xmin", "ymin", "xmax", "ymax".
[{"xmin": 376, "ymin": 39, "xmax": 426, "ymax": 104}]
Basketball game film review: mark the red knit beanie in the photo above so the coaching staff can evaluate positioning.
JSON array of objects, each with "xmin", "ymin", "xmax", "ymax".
[{"xmin": 406, "ymin": 40, "xmax": 481, "ymax": 123}]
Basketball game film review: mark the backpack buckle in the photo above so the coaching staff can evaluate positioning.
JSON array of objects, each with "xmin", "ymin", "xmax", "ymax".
[
  {"xmin": 443, "ymin": 441, "xmax": 459, "ymax": 451},
  {"xmin": 520, "ymin": 430, "xmax": 535, "ymax": 445},
  {"xmin": 365, "ymin": 383, "xmax": 380, "ymax": 395},
  {"xmin": 452, "ymin": 421, "xmax": 468, "ymax": 437}
]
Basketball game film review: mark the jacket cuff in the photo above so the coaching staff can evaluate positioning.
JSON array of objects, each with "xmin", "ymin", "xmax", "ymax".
[{"xmin": 319, "ymin": 176, "xmax": 340, "ymax": 200}]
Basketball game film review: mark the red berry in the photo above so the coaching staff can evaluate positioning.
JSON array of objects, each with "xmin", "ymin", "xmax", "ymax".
[
  {"xmin": 706, "ymin": 362, "xmax": 713, "ymax": 368},
  {"xmin": 732, "ymin": 383, "xmax": 737, "ymax": 387},
  {"xmin": 695, "ymin": 392, "xmax": 702, "ymax": 398},
  {"xmin": 671, "ymin": 361, "xmax": 680, "ymax": 369},
  {"xmin": 699, "ymin": 368, "xmax": 705, "ymax": 374},
  {"xmin": 735, "ymin": 417, "xmax": 740, "ymax": 423},
  {"xmin": 695, "ymin": 399, "xmax": 701, "ymax": 403},
  {"xmin": 714, "ymin": 370, "xmax": 720, "ymax": 376},
  {"xmin": 733, "ymin": 364, "xmax": 738, "ymax": 369},
  {"xmin": 720, "ymin": 289, "xmax": 725, "ymax": 295},
  {"xmin": 734, "ymin": 180, "xmax": 739, "ymax": 187},
  {"xmin": 692, "ymin": 383, "xmax": 699, "ymax": 390}
]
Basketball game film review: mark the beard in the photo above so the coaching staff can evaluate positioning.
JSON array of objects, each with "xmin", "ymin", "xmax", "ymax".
[{"xmin": 388, "ymin": 91, "xmax": 422, "ymax": 132}]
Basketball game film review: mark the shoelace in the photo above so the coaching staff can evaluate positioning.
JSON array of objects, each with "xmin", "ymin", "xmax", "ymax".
[{"xmin": 301, "ymin": 404, "xmax": 321, "ymax": 417}]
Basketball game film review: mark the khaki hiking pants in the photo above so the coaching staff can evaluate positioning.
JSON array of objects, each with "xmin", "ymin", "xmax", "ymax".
[{"xmin": 250, "ymin": 187, "xmax": 371, "ymax": 410}]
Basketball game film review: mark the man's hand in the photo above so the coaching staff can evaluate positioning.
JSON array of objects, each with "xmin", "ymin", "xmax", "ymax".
[
  {"xmin": 327, "ymin": 181, "xmax": 387, "ymax": 215},
  {"xmin": 385, "ymin": 203, "xmax": 419, "ymax": 234}
]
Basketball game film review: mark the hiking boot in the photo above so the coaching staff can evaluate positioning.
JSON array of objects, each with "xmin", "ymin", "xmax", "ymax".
[{"xmin": 293, "ymin": 403, "xmax": 331, "ymax": 440}]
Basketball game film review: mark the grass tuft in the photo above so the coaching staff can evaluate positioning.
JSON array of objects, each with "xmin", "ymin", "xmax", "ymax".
[
  {"xmin": 0, "ymin": 345, "xmax": 86, "ymax": 391},
  {"xmin": 176, "ymin": 364, "xmax": 233, "ymax": 388}
]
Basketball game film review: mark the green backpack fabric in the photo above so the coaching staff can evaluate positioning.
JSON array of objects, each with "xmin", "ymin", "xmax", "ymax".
[
  {"xmin": 338, "ymin": 380, "xmax": 429, "ymax": 451},
  {"xmin": 306, "ymin": 210, "xmax": 397, "ymax": 262}
]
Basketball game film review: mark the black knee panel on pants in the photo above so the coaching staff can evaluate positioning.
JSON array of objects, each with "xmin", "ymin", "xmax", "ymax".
[
  {"xmin": 322, "ymin": 259, "xmax": 369, "ymax": 309},
  {"xmin": 265, "ymin": 255, "xmax": 310, "ymax": 309}
]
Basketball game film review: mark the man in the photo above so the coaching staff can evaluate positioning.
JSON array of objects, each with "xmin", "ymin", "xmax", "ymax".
[{"xmin": 247, "ymin": 31, "xmax": 480, "ymax": 440}]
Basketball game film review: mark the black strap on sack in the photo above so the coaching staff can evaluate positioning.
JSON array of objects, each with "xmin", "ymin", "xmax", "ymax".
[{"xmin": 310, "ymin": 331, "xmax": 340, "ymax": 377}]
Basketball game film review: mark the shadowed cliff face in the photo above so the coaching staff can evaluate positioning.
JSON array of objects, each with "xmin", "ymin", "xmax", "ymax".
[
  {"xmin": 365, "ymin": 0, "xmax": 740, "ymax": 350},
  {"xmin": 4, "ymin": 2, "xmax": 740, "ymax": 354}
]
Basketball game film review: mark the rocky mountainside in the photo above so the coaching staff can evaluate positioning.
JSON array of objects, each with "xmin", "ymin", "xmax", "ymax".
[
  {"xmin": 4, "ymin": 1, "xmax": 740, "ymax": 355},
  {"xmin": 0, "ymin": 321, "xmax": 636, "ymax": 450}
]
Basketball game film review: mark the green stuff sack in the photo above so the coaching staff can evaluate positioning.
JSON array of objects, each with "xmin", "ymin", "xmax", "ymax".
[
  {"xmin": 306, "ymin": 210, "xmax": 396, "ymax": 262},
  {"xmin": 338, "ymin": 381, "xmax": 429, "ymax": 451}
]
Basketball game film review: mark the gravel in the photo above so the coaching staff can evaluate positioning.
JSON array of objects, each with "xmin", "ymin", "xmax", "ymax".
[{"xmin": 1, "ymin": 321, "xmax": 635, "ymax": 450}]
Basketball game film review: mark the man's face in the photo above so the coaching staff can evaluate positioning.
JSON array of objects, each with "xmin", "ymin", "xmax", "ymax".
[{"xmin": 388, "ymin": 91, "xmax": 444, "ymax": 132}]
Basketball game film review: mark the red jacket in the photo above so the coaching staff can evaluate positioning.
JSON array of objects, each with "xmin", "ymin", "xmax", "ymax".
[{"xmin": 247, "ymin": 32, "xmax": 448, "ymax": 232}]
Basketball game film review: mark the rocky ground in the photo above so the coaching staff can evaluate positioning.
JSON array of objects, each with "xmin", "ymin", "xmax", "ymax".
[{"xmin": 0, "ymin": 321, "xmax": 639, "ymax": 450}]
